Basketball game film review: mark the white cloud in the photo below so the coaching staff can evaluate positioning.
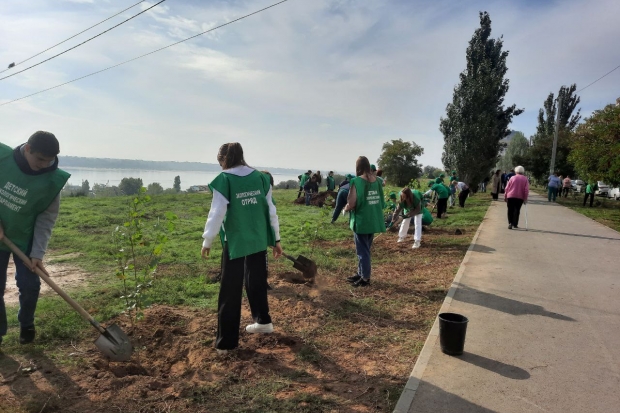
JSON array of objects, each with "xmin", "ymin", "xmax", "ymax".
[{"xmin": 1, "ymin": 0, "xmax": 619, "ymax": 173}]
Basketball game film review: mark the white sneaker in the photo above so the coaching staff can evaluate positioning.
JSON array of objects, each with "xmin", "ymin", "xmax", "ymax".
[
  {"xmin": 246, "ymin": 323, "xmax": 274, "ymax": 334},
  {"xmin": 397, "ymin": 237, "xmax": 406, "ymax": 243},
  {"xmin": 216, "ymin": 349, "xmax": 228, "ymax": 355},
  {"xmin": 412, "ymin": 241, "xmax": 421, "ymax": 249}
]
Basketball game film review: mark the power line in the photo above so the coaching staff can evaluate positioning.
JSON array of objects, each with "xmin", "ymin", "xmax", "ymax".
[
  {"xmin": 0, "ymin": 0, "xmax": 145, "ymax": 75},
  {"xmin": 577, "ymin": 63, "xmax": 620, "ymax": 94},
  {"xmin": 0, "ymin": 0, "xmax": 166, "ymax": 81},
  {"xmin": 0, "ymin": 0, "xmax": 291, "ymax": 107}
]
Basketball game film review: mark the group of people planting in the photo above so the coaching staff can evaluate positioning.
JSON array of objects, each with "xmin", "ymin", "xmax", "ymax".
[
  {"xmin": 296, "ymin": 169, "xmax": 336, "ymax": 205},
  {"xmin": 0, "ymin": 132, "xmax": 470, "ymax": 357}
]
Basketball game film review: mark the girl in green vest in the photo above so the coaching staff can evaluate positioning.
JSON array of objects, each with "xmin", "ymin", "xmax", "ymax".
[
  {"xmin": 201, "ymin": 143, "xmax": 283, "ymax": 354},
  {"xmin": 393, "ymin": 187, "xmax": 423, "ymax": 249},
  {"xmin": 0, "ymin": 131, "xmax": 70, "ymax": 346},
  {"xmin": 344, "ymin": 157, "xmax": 386, "ymax": 287},
  {"xmin": 326, "ymin": 171, "xmax": 336, "ymax": 191}
]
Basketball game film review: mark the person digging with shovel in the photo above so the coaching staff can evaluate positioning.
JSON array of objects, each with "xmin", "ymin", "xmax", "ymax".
[
  {"xmin": 201, "ymin": 143, "xmax": 283, "ymax": 355},
  {"xmin": 392, "ymin": 187, "xmax": 424, "ymax": 249},
  {"xmin": 0, "ymin": 132, "xmax": 70, "ymax": 346}
]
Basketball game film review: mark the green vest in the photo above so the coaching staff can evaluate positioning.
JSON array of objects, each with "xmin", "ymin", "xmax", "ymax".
[
  {"xmin": 0, "ymin": 143, "xmax": 70, "ymax": 254},
  {"xmin": 326, "ymin": 176, "xmax": 335, "ymax": 191},
  {"xmin": 300, "ymin": 173, "xmax": 309, "ymax": 186},
  {"xmin": 209, "ymin": 170, "xmax": 275, "ymax": 260},
  {"xmin": 349, "ymin": 177, "xmax": 386, "ymax": 234},
  {"xmin": 431, "ymin": 183, "xmax": 450, "ymax": 199}
]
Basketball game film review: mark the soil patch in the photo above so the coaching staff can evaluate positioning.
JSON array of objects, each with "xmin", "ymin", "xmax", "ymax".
[
  {"xmin": 0, "ymin": 226, "xmax": 477, "ymax": 412},
  {"xmin": 4, "ymin": 254, "xmax": 88, "ymax": 305},
  {"xmin": 293, "ymin": 191, "xmax": 337, "ymax": 207}
]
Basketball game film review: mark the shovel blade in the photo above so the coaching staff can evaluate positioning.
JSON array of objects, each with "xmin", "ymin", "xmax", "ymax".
[
  {"xmin": 94, "ymin": 323, "xmax": 133, "ymax": 362},
  {"xmin": 295, "ymin": 255, "xmax": 317, "ymax": 279}
]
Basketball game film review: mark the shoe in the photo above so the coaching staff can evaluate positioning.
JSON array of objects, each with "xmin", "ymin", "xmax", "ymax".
[
  {"xmin": 216, "ymin": 349, "xmax": 229, "ymax": 355},
  {"xmin": 19, "ymin": 327, "xmax": 35, "ymax": 345},
  {"xmin": 211, "ymin": 273, "xmax": 222, "ymax": 283},
  {"xmin": 513, "ymin": 225, "xmax": 519, "ymax": 229},
  {"xmin": 412, "ymin": 241, "xmax": 421, "ymax": 249},
  {"xmin": 266, "ymin": 283, "xmax": 273, "ymax": 291},
  {"xmin": 508, "ymin": 224, "xmax": 512, "ymax": 230},
  {"xmin": 246, "ymin": 323, "xmax": 274, "ymax": 334},
  {"xmin": 0, "ymin": 336, "xmax": 3, "ymax": 346},
  {"xmin": 397, "ymin": 237, "xmax": 406, "ymax": 243},
  {"xmin": 352, "ymin": 278, "xmax": 370, "ymax": 288},
  {"xmin": 346, "ymin": 274, "xmax": 361, "ymax": 283}
]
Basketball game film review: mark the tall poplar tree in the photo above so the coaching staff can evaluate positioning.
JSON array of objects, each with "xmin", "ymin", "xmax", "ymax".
[{"xmin": 440, "ymin": 12, "xmax": 522, "ymax": 185}]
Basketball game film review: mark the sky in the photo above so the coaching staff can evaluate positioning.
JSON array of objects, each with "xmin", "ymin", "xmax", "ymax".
[{"xmin": 1, "ymin": 0, "xmax": 619, "ymax": 172}]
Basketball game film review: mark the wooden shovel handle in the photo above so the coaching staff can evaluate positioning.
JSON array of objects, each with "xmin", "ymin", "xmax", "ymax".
[{"xmin": 1, "ymin": 236, "xmax": 105, "ymax": 334}]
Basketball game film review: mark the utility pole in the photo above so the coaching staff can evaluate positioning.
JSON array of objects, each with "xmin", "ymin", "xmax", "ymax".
[{"xmin": 549, "ymin": 95, "xmax": 563, "ymax": 176}]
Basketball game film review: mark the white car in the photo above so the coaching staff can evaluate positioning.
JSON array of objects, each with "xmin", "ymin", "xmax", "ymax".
[
  {"xmin": 596, "ymin": 181, "xmax": 610, "ymax": 197},
  {"xmin": 571, "ymin": 179, "xmax": 585, "ymax": 193},
  {"xmin": 609, "ymin": 187, "xmax": 620, "ymax": 200}
]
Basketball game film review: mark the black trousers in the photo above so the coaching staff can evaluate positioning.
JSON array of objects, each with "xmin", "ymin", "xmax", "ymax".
[
  {"xmin": 437, "ymin": 198, "xmax": 448, "ymax": 218},
  {"xmin": 216, "ymin": 244, "xmax": 271, "ymax": 350},
  {"xmin": 507, "ymin": 198, "xmax": 524, "ymax": 226},
  {"xmin": 297, "ymin": 186, "xmax": 303, "ymax": 198},
  {"xmin": 583, "ymin": 193, "xmax": 594, "ymax": 207},
  {"xmin": 458, "ymin": 189, "xmax": 470, "ymax": 207}
]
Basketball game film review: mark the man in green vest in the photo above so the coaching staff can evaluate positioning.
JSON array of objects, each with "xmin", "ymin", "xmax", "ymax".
[
  {"xmin": 326, "ymin": 171, "xmax": 335, "ymax": 191},
  {"xmin": 425, "ymin": 180, "xmax": 450, "ymax": 219},
  {"xmin": 297, "ymin": 170, "xmax": 311, "ymax": 198},
  {"xmin": 0, "ymin": 131, "xmax": 70, "ymax": 345}
]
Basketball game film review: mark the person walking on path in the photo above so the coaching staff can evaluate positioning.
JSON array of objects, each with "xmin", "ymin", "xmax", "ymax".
[
  {"xmin": 393, "ymin": 187, "xmax": 423, "ymax": 249},
  {"xmin": 425, "ymin": 181, "xmax": 450, "ymax": 219},
  {"xmin": 491, "ymin": 170, "xmax": 501, "ymax": 200},
  {"xmin": 547, "ymin": 173, "xmax": 562, "ymax": 202},
  {"xmin": 0, "ymin": 131, "xmax": 70, "ymax": 346},
  {"xmin": 326, "ymin": 171, "xmax": 335, "ymax": 191},
  {"xmin": 331, "ymin": 174, "xmax": 354, "ymax": 223},
  {"xmin": 562, "ymin": 176, "xmax": 572, "ymax": 198},
  {"xmin": 344, "ymin": 157, "xmax": 385, "ymax": 287},
  {"xmin": 297, "ymin": 170, "xmax": 311, "ymax": 198},
  {"xmin": 455, "ymin": 181, "xmax": 471, "ymax": 208},
  {"xmin": 583, "ymin": 182, "xmax": 597, "ymax": 207},
  {"xmin": 201, "ymin": 142, "xmax": 283, "ymax": 355},
  {"xmin": 303, "ymin": 175, "xmax": 319, "ymax": 206},
  {"xmin": 504, "ymin": 166, "xmax": 529, "ymax": 229}
]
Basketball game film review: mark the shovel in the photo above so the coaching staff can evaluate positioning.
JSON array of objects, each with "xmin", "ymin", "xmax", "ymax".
[
  {"xmin": 1, "ymin": 236, "xmax": 132, "ymax": 362},
  {"xmin": 282, "ymin": 253, "xmax": 317, "ymax": 280}
]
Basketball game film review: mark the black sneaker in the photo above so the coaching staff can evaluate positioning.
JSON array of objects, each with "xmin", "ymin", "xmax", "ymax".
[
  {"xmin": 19, "ymin": 327, "xmax": 36, "ymax": 345},
  {"xmin": 346, "ymin": 274, "xmax": 361, "ymax": 283},
  {"xmin": 508, "ymin": 224, "xmax": 512, "ymax": 230},
  {"xmin": 513, "ymin": 225, "xmax": 519, "ymax": 229},
  {"xmin": 352, "ymin": 278, "xmax": 370, "ymax": 288}
]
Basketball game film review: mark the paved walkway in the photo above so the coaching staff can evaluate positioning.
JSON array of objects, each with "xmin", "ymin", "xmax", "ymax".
[{"xmin": 395, "ymin": 192, "xmax": 620, "ymax": 413}]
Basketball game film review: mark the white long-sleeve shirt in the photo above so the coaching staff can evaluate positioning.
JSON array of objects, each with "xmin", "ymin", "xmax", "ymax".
[{"xmin": 202, "ymin": 165, "xmax": 281, "ymax": 249}]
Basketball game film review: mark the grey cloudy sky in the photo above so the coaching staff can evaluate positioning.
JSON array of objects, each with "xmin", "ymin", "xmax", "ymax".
[{"xmin": 1, "ymin": 0, "xmax": 619, "ymax": 172}]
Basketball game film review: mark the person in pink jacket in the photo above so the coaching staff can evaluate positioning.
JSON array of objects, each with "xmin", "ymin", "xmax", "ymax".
[{"xmin": 504, "ymin": 165, "xmax": 529, "ymax": 229}]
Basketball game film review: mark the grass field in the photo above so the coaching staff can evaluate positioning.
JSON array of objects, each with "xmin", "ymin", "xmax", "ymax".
[
  {"xmin": 555, "ymin": 193, "xmax": 620, "ymax": 232},
  {"xmin": 0, "ymin": 188, "xmax": 491, "ymax": 413}
]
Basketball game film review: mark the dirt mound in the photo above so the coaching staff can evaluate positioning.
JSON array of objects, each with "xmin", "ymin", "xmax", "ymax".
[{"xmin": 293, "ymin": 191, "xmax": 337, "ymax": 207}]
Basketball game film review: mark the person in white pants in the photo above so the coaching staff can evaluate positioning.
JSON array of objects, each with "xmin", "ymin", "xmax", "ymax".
[{"xmin": 392, "ymin": 188, "xmax": 423, "ymax": 249}]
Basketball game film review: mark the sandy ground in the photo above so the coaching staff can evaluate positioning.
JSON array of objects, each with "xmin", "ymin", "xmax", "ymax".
[{"xmin": 4, "ymin": 253, "xmax": 88, "ymax": 305}]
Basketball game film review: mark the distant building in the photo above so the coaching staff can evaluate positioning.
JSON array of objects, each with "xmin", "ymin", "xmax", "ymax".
[{"xmin": 189, "ymin": 185, "xmax": 210, "ymax": 192}]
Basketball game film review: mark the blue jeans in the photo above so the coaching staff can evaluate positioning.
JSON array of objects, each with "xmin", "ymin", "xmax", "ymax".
[
  {"xmin": 332, "ymin": 188, "xmax": 349, "ymax": 222},
  {"xmin": 0, "ymin": 251, "xmax": 41, "ymax": 336},
  {"xmin": 354, "ymin": 233, "xmax": 374, "ymax": 280},
  {"xmin": 547, "ymin": 187, "xmax": 557, "ymax": 201},
  {"xmin": 305, "ymin": 192, "xmax": 311, "ymax": 206}
]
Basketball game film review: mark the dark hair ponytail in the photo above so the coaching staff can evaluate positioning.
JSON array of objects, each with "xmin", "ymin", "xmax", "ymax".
[{"xmin": 217, "ymin": 142, "xmax": 247, "ymax": 170}]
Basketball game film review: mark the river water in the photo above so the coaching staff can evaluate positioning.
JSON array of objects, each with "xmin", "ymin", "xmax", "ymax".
[{"xmin": 63, "ymin": 167, "xmax": 300, "ymax": 189}]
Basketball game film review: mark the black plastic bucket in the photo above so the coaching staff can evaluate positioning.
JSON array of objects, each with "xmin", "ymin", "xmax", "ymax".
[{"xmin": 438, "ymin": 313, "xmax": 469, "ymax": 355}]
